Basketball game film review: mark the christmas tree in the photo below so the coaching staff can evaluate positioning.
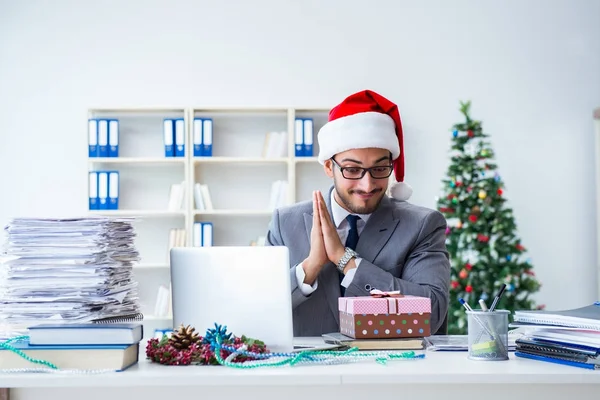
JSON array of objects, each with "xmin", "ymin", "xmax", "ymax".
[{"xmin": 437, "ymin": 100, "xmax": 543, "ymax": 334}]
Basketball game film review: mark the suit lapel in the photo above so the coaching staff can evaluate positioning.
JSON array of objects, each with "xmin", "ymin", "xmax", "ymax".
[{"xmin": 355, "ymin": 195, "xmax": 401, "ymax": 262}]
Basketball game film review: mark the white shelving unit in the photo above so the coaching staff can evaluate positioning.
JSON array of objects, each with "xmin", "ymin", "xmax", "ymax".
[
  {"xmin": 594, "ymin": 107, "xmax": 600, "ymax": 299},
  {"xmin": 87, "ymin": 106, "xmax": 332, "ymax": 334}
]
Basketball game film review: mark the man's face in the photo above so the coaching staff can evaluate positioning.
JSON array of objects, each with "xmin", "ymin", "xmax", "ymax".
[{"xmin": 324, "ymin": 147, "xmax": 393, "ymax": 214}]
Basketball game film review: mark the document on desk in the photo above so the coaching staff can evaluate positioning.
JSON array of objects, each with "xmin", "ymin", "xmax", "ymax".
[
  {"xmin": 0, "ymin": 217, "xmax": 142, "ymax": 338},
  {"xmin": 425, "ymin": 334, "xmax": 518, "ymax": 351}
]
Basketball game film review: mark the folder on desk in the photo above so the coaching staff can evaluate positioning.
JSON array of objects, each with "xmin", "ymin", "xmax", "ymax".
[
  {"xmin": 98, "ymin": 120, "xmax": 109, "ymax": 157},
  {"xmin": 515, "ymin": 350, "xmax": 600, "ymax": 370},
  {"xmin": 89, "ymin": 171, "xmax": 98, "ymax": 210},
  {"xmin": 174, "ymin": 118, "xmax": 185, "ymax": 157},
  {"xmin": 88, "ymin": 119, "xmax": 98, "ymax": 157},
  {"xmin": 108, "ymin": 119, "xmax": 119, "ymax": 157},
  {"xmin": 163, "ymin": 118, "xmax": 174, "ymax": 157}
]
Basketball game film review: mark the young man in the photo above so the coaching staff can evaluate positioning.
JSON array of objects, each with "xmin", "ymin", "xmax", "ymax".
[{"xmin": 266, "ymin": 90, "xmax": 451, "ymax": 337}]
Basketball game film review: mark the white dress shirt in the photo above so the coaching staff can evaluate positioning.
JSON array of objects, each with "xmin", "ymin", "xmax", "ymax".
[{"xmin": 295, "ymin": 190, "xmax": 371, "ymax": 295}]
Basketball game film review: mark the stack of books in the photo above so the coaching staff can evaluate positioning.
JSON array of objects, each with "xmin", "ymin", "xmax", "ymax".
[
  {"xmin": 0, "ymin": 217, "xmax": 142, "ymax": 338},
  {"xmin": 512, "ymin": 302, "xmax": 600, "ymax": 369},
  {"xmin": 0, "ymin": 323, "xmax": 143, "ymax": 371}
]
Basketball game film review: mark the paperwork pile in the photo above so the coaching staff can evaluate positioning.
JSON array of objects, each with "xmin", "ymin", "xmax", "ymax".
[{"xmin": 0, "ymin": 217, "xmax": 142, "ymax": 337}]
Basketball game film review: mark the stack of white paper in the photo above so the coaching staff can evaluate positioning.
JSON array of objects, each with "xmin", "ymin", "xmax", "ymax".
[{"xmin": 0, "ymin": 217, "xmax": 141, "ymax": 337}]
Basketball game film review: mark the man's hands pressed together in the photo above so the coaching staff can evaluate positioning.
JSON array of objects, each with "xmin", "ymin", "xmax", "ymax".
[{"xmin": 302, "ymin": 191, "xmax": 355, "ymax": 285}]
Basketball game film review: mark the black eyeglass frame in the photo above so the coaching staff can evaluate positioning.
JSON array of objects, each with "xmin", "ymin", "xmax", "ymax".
[{"xmin": 330, "ymin": 157, "xmax": 394, "ymax": 180}]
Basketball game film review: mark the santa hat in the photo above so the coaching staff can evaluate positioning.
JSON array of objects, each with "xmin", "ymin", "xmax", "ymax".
[{"xmin": 317, "ymin": 90, "xmax": 412, "ymax": 201}]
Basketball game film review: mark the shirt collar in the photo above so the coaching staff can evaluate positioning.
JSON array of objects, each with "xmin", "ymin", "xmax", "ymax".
[{"xmin": 330, "ymin": 190, "xmax": 372, "ymax": 228}]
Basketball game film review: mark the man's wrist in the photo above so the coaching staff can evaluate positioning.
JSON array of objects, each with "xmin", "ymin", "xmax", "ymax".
[
  {"xmin": 302, "ymin": 258, "xmax": 320, "ymax": 284},
  {"xmin": 331, "ymin": 247, "xmax": 346, "ymax": 265}
]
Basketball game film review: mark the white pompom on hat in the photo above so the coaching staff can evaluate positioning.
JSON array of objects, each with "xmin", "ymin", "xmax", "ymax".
[{"xmin": 317, "ymin": 89, "xmax": 412, "ymax": 201}]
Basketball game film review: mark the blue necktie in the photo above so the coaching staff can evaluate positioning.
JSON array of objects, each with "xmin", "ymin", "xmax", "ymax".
[
  {"xmin": 345, "ymin": 215, "xmax": 360, "ymax": 250},
  {"xmin": 340, "ymin": 215, "xmax": 360, "ymax": 296}
]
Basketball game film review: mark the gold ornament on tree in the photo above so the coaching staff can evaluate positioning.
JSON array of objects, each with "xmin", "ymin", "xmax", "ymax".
[
  {"xmin": 478, "ymin": 190, "xmax": 487, "ymax": 200},
  {"xmin": 169, "ymin": 324, "xmax": 201, "ymax": 350},
  {"xmin": 471, "ymin": 206, "xmax": 481, "ymax": 215}
]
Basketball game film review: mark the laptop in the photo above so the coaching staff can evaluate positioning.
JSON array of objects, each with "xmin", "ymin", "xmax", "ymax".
[{"xmin": 170, "ymin": 246, "xmax": 294, "ymax": 353}]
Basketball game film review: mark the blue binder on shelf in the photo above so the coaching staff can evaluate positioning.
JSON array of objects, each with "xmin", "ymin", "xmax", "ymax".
[
  {"xmin": 108, "ymin": 171, "xmax": 119, "ymax": 210},
  {"xmin": 163, "ymin": 119, "xmax": 175, "ymax": 157},
  {"xmin": 193, "ymin": 118, "xmax": 203, "ymax": 157},
  {"xmin": 294, "ymin": 118, "xmax": 303, "ymax": 157},
  {"xmin": 202, "ymin": 118, "xmax": 213, "ymax": 157},
  {"xmin": 97, "ymin": 171, "xmax": 109, "ymax": 210},
  {"xmin": 193, "ymin": 222, "xmax": 202, "ymax": 246},
  {"xmin": 108, "ymin": 119, "xmax": 119, "ymax": 157},
  {"xmin": 174, "ymin": 118, "xmax": 185, "ymax": 157},
  {"xmin": 193, "ymin": 222, "xmax": 213, "ymax": 246},
  {"xmin": 97, "ymin": 120, "xmax": 109, "ymax": 157},
  {"xmin": 88, "ymin": 119, "xmax": 98, "ymax": 157},
  {"xmin": 88, "ymin": 171, "xmax": 98, "ymax": 210},
  {"xmin": 303, "ymin": 118, "xmax": 313, "ymax": 157}
]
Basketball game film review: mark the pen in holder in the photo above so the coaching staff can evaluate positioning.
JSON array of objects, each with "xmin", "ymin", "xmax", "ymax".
[{"xmin": 466, "ymin": 310, "xmax": 509, "ymax": 361}]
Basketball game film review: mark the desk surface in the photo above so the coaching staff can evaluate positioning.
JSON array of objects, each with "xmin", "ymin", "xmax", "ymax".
[{"xmin": 1, "ymin": 345, "xmax": 600, "ymax": 388}]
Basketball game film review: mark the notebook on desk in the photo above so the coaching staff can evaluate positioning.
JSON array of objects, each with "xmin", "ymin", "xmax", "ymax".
[
  {"xmin": 322, "ymin": 332, "xmax": 424, "ymax": 350},
  {"xmin": 513, "ymin": 302, "xmax": 600, "ymax": 330}
]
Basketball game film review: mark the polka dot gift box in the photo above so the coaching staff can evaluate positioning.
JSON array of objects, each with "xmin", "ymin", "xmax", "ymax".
[{"xmin": 338, "ymin": 290, "xmax": 431, "ymax": 339}]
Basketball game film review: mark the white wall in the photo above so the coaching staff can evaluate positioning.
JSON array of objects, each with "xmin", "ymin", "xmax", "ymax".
[{"xmin": 1, "ymin": 0, "xmax": 599, "ymax": 312}]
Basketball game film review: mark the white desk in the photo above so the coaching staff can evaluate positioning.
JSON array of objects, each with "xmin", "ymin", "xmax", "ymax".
[{"xmin": 1, "ymin": 348, "xmax": 599, "ymax": 400}]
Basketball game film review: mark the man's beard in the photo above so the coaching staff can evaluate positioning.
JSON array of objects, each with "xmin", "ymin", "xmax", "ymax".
[{"xmin": 334, "ymin": 184, "xmax": 385, "ymax": 215}]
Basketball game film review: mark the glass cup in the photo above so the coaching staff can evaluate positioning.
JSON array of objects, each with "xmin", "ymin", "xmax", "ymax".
[{"xmin": 466, "ymin": 310, "xmax": 509, "ymax": 361}]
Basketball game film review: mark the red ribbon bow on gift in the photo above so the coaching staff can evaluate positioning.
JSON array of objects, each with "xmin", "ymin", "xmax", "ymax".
[{"xmin": 370, "ymin": 289, "xmax": 403, "ymax": 298}]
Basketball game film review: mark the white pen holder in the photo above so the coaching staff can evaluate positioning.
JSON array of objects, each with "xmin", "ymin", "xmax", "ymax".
[{"xmin": 466, "ymin": 310, "xmax": 509, "ymax": 361}]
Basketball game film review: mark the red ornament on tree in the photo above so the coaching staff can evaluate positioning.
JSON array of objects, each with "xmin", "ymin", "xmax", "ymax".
[
  {"xmin": 451, "ymin": 281, "xmax": 459, "ymax": 289},
  {"xmin": 516, "ymin": 244, "xmax": 525, "ymax": 251},
  {"xmin": 459, "ymin": 269, "xmax": 468, "ymax": 279},
  {"xmin": 477, "ymin": 234, "xmax": 489, "ymax": 242},
  {"xmin": 465, "ymin": 285, "xmax": 473, "ymax": 293},
  {"xmin": 467, "ymin": 130, "xmax": 474, "ymax": 137},
  {"xmin": 465, "ymin": 263, "xmax": 472, "ymax": 271},
  {"xmin": 468, "ymin": 215, "xmax": 477, "ymax": 223},
  {"xmin": 497, "ymin": 188, "xmax": 503, "ymax": 196}
]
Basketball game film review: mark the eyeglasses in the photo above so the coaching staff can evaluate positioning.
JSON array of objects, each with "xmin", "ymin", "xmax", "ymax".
[{"xmin": 330, "ymin": 158, "xmax": 393, "ymax": 180}]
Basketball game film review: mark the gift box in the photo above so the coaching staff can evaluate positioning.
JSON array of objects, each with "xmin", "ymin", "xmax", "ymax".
[{"xmin": 339, "ymin": 291, "xmax": 432, "ymax": 339}]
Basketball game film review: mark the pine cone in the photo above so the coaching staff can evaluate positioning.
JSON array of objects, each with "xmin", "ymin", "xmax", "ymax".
[{"xmin": 169, "ymin": 324, "xmax": 201, "ymax": 350}]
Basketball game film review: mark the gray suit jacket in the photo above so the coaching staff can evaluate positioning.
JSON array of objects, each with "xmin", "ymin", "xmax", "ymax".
[{"xmin": 266, "ymin": 186, "xmax": 451, "ymax": 337}]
